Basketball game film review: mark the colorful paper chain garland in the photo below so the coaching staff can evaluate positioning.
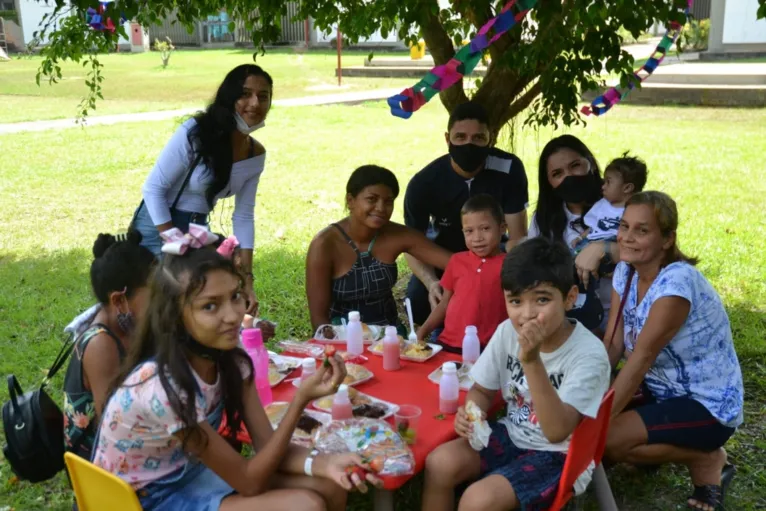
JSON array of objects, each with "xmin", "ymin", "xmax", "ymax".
[
  {"xmin": 582, "ymin": 0, "xmax": 693, "ymax": 116},
  {"xmin": 387, "ymin": 0, "xmax": 538, "ymax": 119},
  {"xmin": 387, "ymin": 0, "xmax": 692, "ymax": 119}
]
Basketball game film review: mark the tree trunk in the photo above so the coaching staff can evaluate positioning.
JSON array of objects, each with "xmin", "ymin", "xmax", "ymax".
[{"xmin": 419, "ymin": 3, "xmax": 544, "ymax": 142}]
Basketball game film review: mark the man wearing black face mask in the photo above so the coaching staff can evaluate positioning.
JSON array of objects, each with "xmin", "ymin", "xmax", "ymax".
[{"xmin": 404, "ymin": 101, "xmax": 529, "ymax": 326}]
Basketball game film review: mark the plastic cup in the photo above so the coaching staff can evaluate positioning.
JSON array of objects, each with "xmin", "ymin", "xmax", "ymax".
[{"xmin": 394, "ymin": 405, "xmax": 422, "ymax": 445}]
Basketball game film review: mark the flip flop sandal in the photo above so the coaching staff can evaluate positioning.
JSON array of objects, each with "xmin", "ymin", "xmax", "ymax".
[{"xmin": 687, "ymin": 464, "xmax": 736, "ymax": 510}]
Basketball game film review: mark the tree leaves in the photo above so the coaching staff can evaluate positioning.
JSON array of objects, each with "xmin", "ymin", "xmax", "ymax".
[{"xmin": 35, "ymin": 0, "xmax": 765, "ymax": 129}]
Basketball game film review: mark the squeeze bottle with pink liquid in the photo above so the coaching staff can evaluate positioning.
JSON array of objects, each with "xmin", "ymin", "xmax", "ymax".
[
  {"xmin": 382, "ymin": 326, "xmax": 400, "ymax": 371},
  {"xmin": 462, "ymin": 325, "xmax": 480, "ymax": 365},
  {"xmin": 242, "ymin": 328, "xmax": 273, "ymax": 406},
  {"xmin": 439, "ymin": 362, "xmax": 459, "ymax": 414},
  {"xmin": 331, "ymin": 384, "xmax": 354, "ymax": 420}
]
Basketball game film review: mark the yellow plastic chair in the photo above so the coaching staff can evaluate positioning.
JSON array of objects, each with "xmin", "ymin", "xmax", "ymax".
[{"xmin": 64, "ymin": 452, "xmax": 142, "ymax": 510}]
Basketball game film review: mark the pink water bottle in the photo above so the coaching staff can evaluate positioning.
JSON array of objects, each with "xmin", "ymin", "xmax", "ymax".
[{"xmin": 242, "ymin": 328, "xmax": 273, "ymax": 406}]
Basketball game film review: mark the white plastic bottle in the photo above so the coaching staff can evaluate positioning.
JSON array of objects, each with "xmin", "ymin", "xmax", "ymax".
[
  {"xmin": 439, "ymin": 362, "xmax": 460, "ymax": 414},
  {"xmin": 346, "ymin": 311, "xmax": 364, "ymax": 356},
  {"xmin": 382, "ymin": 325, "xmax": 400, "ymax": 371},
  {"xmin": 462, "ymin": 325, "xmax": 480, "ymax": 365},
  {"xmin": 331, "ymin": 384, "xmax": 353, "ymax": 420},
  {"xmin": 300, "ymin": 358, "xmax": 316, "ymax": 385}
]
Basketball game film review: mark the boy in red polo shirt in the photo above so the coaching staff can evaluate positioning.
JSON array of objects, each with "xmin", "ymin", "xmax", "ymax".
[{"xmin": 417, "ymin": 194, "xmax": 507, "ymax": 352}]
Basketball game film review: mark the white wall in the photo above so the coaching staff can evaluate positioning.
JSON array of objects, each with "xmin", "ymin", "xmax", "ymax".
[
  {"xmin": 722, "ymin": 0, "xmax": 766, "ymax": 44},
  {"xmin": 18, "ymin": 0, "xmax": 55, "ymax": 45}
]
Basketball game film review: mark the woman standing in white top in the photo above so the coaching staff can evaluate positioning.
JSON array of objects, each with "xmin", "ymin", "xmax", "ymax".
[{"xmin": 132, "ymin": 64, "xmax": 271, "ymax": 314}]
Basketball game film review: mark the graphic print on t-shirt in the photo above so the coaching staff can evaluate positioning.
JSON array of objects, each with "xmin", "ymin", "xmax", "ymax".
[
  {"xmin": 597, "ymin": 216, "xmax": 621, "ymax": 233},
  {"xmin": 504, "ymin": 354, "xmax": 565, "ymax": 428}
]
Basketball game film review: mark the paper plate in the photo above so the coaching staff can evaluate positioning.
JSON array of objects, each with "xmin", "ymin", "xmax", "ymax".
[
  {"xmin": 314, "ymin": 324, "xmax": 383, "ymax": 344},
  {"xmin": 369, "ymin": 342, "xmax": 443, "ymax": 363},
  {"xmin": 312, "ymin": 389, "xmax": 399, "ymax": 420},
  {"xmin": 427, "ymin": 362, "xmax": 474, "ymax": 391}
]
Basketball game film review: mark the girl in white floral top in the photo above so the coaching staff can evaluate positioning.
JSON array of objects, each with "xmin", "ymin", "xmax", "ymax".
[{"xmin": 93, "ymin": 247, "xmax": 380, "ymax": 511}]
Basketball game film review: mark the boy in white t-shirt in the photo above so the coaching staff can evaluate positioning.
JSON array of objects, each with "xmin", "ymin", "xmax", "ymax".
[
  {"xmin": 421, "ymin": 237, "xmax": 611, "ymax": 511},
  {"xmin": 572, "ymin": 153, "xmax": 647, "ymax": 255}
]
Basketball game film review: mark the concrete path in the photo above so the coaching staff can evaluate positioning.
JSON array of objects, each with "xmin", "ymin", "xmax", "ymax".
[{"xmin": 0, "ymin": 87, "xmax": 405, "ymax": 135}]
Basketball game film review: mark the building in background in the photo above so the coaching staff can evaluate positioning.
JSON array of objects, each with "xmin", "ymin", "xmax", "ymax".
[{"xmin": 707, "ymin": 0, "xmax": 766, "ymax": 57}]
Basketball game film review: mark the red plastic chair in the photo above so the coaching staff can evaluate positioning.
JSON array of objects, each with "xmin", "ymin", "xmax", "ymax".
[{"xmin": 547, "ymin": 389, "xmax": 615, "ymax": 511}]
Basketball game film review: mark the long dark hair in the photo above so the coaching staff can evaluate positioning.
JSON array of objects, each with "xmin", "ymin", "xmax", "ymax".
[
  {"xmin": 110, "ymin": 248, "xmax": 253, "ymax": 448},
  {"xmin": 535, "ymin": 135, "xmax": 602, "ymax": 243},
  {"xmin": 189, "ymin": 64, "xmax": 273, "ymax": 209}
]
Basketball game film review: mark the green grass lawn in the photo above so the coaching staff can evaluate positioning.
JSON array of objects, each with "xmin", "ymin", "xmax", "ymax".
[
  {"xmin": 0, "ymin": 48, "xmax": 413, "ymax": 123},
  {"xmin": 1, "ymin": 102, "xmax": 765, "ymax": 510}
]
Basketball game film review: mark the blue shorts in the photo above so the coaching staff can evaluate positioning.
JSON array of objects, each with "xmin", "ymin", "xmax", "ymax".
[
  {"xmin": 132, "ymin": 203, "xmax": 208, "ymax": 258},
  {"xmin": 477, "ymin": 422, "xmax": 566, "ymax": 510},
  {"xmin": 136, "ymin": 461, "xmax": 235, "ymax": 511},
  {"xmin": 634, "ymin": 392, "xmax": 736, "ymax": 452}
]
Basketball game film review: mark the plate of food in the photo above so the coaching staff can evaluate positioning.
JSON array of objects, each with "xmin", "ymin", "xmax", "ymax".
[
  {"xmin": 269, "ymin": 352, "xmax": 303, "ymax": 371},
  {"xmin": 292, "ymin": 362, "xmax": 373, "ymax": 388},
  {"xmin": 313, "ymin": 418, "xmax": 415, "ymax": 476},
  {"xmin": 264, "ymin": 402, "xmax": 332, "ymax": 447},
  {"xmin": 368, "ymin": 340, "xmax": 442, "ymax": 362},
  {"xmin": 427, "ymin": 361, "xmax": 474, "ymax": 391},
  {"xmin": 276, "ymin": 340, "xmax": 326, "ymax": 359},
  {"xmin": 367, "ymin": 336, "xmax": 406, "ymax": 355},
  {"xmin": 314, "ymin": 324, "xmax": 383, "ymax": 344},
  {"xmin": 312, "ymin": 388, "xmax": 399, "ymax": 420}
]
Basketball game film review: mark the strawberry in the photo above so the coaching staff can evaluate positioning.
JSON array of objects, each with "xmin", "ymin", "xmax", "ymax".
[
  {"xmin": 368, "ymin": 457, "xmax": 385, "ymax": 474},
  {"xmin": 323, "ymin": 345, "xmax": 337, "ymax": 367}
]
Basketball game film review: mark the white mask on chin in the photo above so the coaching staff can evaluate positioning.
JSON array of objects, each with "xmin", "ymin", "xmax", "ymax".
[{"xmin": 234, "ymin": 112, "xmax": 265, "ymax": 135}]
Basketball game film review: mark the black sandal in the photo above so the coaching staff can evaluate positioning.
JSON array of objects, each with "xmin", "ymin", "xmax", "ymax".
[{"xmin": 687, "ymin": 464, "xmax": 736, "ymax": 510}]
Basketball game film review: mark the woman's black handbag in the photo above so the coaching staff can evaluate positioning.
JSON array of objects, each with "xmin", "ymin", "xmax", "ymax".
[{"xmin": 2, "ymin": 337, "xmax": 75, "ymax": 482}]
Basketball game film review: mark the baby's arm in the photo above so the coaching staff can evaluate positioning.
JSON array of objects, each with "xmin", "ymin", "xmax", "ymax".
[{"xmin": 571, "ymin": 228, "xmax": 591, "ymax": 248}]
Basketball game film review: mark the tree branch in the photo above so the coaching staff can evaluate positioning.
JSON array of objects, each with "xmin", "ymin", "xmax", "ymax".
[
  {"xmin": 504, "ymin": 80, "xmax": 542, "ymax": 124},
  {"xmin": 420, "ymin": 0, "xmax": 468, "ymax": 113}
]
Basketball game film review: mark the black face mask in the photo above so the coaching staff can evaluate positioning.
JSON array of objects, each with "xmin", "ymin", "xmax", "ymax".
[
  {"xmin": 449, "ymin": 142, "xmax": 490, "ymax": 174},
  {"xmin": 554, "ymin": 173, "xmax": 600, "ymax": 204}
]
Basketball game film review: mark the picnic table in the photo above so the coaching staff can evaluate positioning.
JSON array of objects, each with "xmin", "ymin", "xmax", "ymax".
[{"xmin": 227, "ymin": 342, "xmax": 470, "ymax": 511}]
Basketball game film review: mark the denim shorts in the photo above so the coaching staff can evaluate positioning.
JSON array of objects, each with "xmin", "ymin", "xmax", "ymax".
[
  {"xmin": 136, "ymin": 461, "xmax": 235, "ymax": 511},
  {"xmin": 132, "ymin": 203, "xmax": 208, "ymax": 257}
]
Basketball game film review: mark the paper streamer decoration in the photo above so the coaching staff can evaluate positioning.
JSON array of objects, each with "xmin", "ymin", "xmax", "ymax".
[
  {"xmin": 85, "ymin": 1, "xmax": 127, "ymax": 33},
  {"xmin": 387, "ymin": 0, "xmax": 538, "ymax": 119},
  {"xmin": 581, "ymin": 0, "xmax": 693, "ymax": 116},
  {"xmin": 388, "ymin": 0, "xmax": 693, "ymax": 119}
]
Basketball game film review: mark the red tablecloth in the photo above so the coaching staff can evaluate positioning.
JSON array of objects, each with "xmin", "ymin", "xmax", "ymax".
[{"xmin": 224, "ymin": 344, "xmax": 468, "ymax": 490}]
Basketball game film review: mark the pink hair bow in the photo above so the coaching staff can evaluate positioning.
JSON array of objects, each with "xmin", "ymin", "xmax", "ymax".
[
  {"xmin": 160, "ymin": 223, "xmax": 219, "ymax": 255},
  {"xmin": 216, "ymin": 236, "xmax": 239, "ymax": 259}
]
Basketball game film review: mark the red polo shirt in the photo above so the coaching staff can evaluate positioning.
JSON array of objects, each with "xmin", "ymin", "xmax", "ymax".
[{"xmin": 439, "ymin": 251, "xmax": 507, "ymax": 349}]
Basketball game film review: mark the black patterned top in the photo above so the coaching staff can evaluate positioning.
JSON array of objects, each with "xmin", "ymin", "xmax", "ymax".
[
  {"xmin": 329, "ymin": 223, "xmax": 398, "ymax": 326},
  {"xmin": 63, "ymin": 323, "xmax": 124, "ymax": 460}
]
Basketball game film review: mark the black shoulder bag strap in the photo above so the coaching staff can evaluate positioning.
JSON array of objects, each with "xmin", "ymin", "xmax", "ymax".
[{"xmin": 130, "ymin": 152, "xmax": 204, "ymax": 229}]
